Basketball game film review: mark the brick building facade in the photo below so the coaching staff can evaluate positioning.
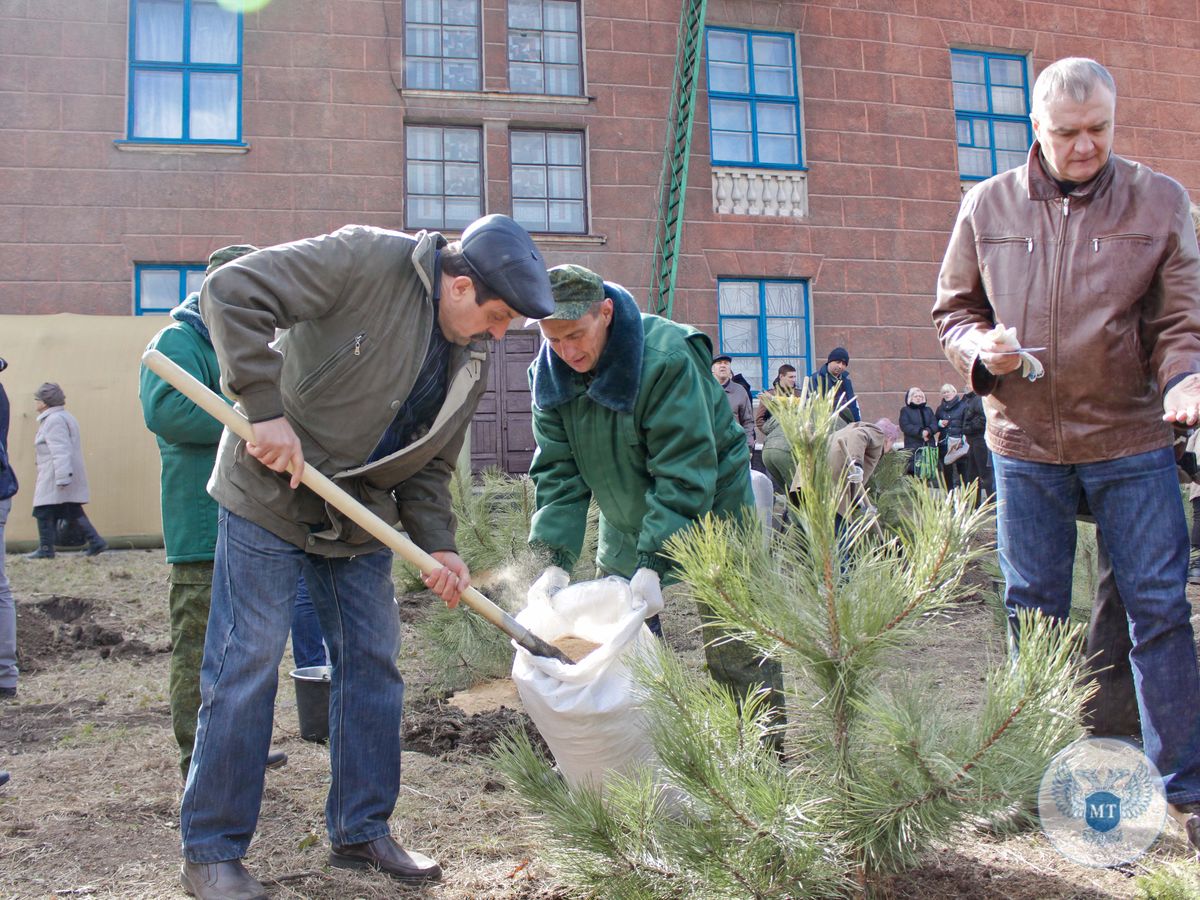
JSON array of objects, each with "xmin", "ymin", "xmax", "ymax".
[{"xmin": 2, "ymin": 0, "xmax": 1199, "ymax": 470}]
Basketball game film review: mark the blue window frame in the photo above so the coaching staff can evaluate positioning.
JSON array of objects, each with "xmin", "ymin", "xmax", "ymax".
[
  {"xmin": 135, "ymin": 263, "xmax": 206, "ymax": 315},
  {"xmin": 705, "ymin": 28, "xmax": 803, "ymax": 169},
  {"xmin": 127, "ymin": 0, "xmax": 244, "ymax": 144},
  {"xmin": 716, "ymin": 279, "xmax": 810, "ymax": 394},
  {"xmin": 951, "ymin": 49, "xmax": 1032, "ymax": 180}
]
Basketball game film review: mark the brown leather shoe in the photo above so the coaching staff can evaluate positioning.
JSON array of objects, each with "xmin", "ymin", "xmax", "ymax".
[
  {"xmin": 180, "ymin": 859, "xmax": 267, "ymax": 900},
  {"xmin": 329, "ymin": 834, "xmax": 442, "ymax": 883}
]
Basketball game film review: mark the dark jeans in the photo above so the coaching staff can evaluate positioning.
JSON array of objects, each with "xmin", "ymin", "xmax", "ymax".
[
  {"xmin": 32, "ymin": 502, "xmax": 102, "ymax": 549},
  {"xmin": 993, "ymin": 448, "xmax": 1200, "ymax": 804}
]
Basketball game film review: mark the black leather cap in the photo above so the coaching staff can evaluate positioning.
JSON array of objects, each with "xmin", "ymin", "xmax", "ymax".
[{"xmin": 459, "ymin": 215, "xmax": 554, "ymax": 319}]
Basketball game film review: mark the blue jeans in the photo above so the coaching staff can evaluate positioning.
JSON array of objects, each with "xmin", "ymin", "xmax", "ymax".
[
  {"xmin": 0, "ymin": 497, "xmax": 16, "ymax": 690},
  {"xmin": 993, "ymin": 448, "xmax": 1200, "ymax": 804},
  {"xmin": 180, "ymin": 509, "xmax": 404, "ymax": 862},
  {"xmin": 291, "ymin": 575, "xmax": 328, "ymax": 669}
]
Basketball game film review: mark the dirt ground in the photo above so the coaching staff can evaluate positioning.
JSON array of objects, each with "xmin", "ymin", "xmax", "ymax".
[{"xmin": 1, "ymin": 547, "xmax": 1198, "ymax": 899}]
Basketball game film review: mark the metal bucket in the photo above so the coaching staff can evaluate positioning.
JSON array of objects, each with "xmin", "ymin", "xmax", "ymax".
[{"xmin": 290, "ymin": 665, "xmax": 331, "ymax": 743}]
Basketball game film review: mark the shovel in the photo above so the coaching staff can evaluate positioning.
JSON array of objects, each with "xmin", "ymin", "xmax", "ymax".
[{"xmin": 141, "ymin": 348, "xmax": 573, "ymax": 665}]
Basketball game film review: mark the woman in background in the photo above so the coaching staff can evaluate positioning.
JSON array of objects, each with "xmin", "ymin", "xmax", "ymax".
[{"xmin": 26, "ymin": 382, "xmax": 106, "ymax": 559}]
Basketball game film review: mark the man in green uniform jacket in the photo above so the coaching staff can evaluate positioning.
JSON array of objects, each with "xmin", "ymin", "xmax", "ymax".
[{"xmin": 527, "ymin": 264, "xmax": 783, "ymax": 714}]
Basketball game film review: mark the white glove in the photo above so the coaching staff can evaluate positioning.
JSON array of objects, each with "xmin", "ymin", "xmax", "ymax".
[
  {"xmin": 630, "ymin": 567, "xmax": 665, "ymax": 617},
  {"xmin": 530, "ymin": 565, "xmax": 569, "ymax": 600},
  {"xmin": 846, "ymin": 460, "xmax": 864, "ymax": 484},
  {"xmin": 984, "ymin": 323, "xmax": 1045, "ymax": 382}
]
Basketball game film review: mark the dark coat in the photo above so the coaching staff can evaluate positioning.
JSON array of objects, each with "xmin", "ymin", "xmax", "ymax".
[
  {"xmin": 962, "ymin": 391, "xmax": 987, "ymax": 436},
  {"xmin": 808, "ymin": 365, "xmax": 861, "ymax": 422},
  {"xmin": 935, "ymin": 395, "xmax": 968, "ymax": 440},
  {"xmin": 899, "ymin": 401, "xmax": 936, "ymax": 450}
]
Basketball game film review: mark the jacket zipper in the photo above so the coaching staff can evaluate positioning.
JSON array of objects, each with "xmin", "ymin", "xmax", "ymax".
[
  {"xmin": 295, "ymin": 332, "xmax": 367, "ymax": 398},
  {"xmin": 1049, "ymin": 197, "xmax": 1070, "ymax": 460},
  {"xmin": 978, "ymin": 236, "xmax": 1035, "ymax": 253},
  {"xmin": 1092, "ymin": 233, "xmax": 1152, "ymax": 251}
]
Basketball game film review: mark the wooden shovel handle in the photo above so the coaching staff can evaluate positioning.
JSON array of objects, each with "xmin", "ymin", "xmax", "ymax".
[{"xmin": 141, "ymin": 349, "xmax": 572, "ymax": 664}]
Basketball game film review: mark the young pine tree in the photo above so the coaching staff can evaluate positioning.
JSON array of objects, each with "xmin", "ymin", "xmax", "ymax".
[{"xmin": 495, "ymin": 392, "xmax": 1090, "ymax": 896}]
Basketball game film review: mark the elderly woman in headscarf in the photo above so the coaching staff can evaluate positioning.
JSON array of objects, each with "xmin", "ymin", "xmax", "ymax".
[{"xmin": 26, "ymin": 382, "xmax": 106, "ymax": 558}]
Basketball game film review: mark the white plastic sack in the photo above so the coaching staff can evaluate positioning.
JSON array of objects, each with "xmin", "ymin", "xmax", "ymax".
[
  {"xmin": 511, "ymin": 575, "xmax": 663, "ymax": 790},
  {"xmin": 749, "ymin": 468, "xmax": 774, "ymax": 543}
]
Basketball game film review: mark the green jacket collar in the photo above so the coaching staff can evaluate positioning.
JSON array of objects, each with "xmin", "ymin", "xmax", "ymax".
[{"xmin": 531, "ymin": 282, "xmax": 643, "ymax": 413}]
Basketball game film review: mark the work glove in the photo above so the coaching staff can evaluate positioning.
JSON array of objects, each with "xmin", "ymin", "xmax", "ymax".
[
  {"xmin": 846, "ymin": 460, "xmax": 864, "ymax": 484},
  {"xmin": 630, "ymin": 567, "xmax": 665, "ymax": 618},
  {"xmin": 530, "ymin": 565, "xmax": 569, "ymax": 600}
]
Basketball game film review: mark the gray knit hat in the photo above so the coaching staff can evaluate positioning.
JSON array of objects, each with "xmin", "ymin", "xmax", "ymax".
[{"xmin": 35, "ymin": 382, "xmax": 65, "ymax": 407}]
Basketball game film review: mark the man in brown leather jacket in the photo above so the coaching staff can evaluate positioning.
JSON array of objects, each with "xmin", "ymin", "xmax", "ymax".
[{"xmin": 934, "ymin": 57, "xmax": 1200, "ymax": 850}]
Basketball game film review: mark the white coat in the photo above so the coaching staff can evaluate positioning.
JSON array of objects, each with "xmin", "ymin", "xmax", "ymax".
[{"xmin": 32, "ymin": 406, "xmax": 90, "ymax": 506}]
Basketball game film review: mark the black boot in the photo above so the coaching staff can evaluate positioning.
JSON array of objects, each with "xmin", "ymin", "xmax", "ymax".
[
  {"xmin": 1189, "ymin": 550, "xmax": 1200, "ymax": 585},
  {"xmin": 25, "ymin": 513, "xmax": 56, "ymax": 559},
  {"xmin": 75, "ymin": 515, "xmax": 107, "ymax": 557}
]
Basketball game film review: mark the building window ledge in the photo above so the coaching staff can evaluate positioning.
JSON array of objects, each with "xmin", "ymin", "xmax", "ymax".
[
  {"xmin": 525, "ymin": 232, "xmax": 606, "ymax": 246},
  {"xmin": 712, "ymin": 166, "xmax": 808, "ymax": 218},
  {"xmin": 400, "ymin": 88, "xmax": 592, "ymax": 105},
  {"xmin": 114, "ymin": 141, "xmax": 249, "ymax": 154}
]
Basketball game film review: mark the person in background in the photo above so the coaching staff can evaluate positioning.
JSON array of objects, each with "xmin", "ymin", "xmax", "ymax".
[
  {"xmin": 807, "ymin": 418, "xmax": 903, "ymax": 524},
  {"xmin": 933, "ymin": 56, "xmax": 1200, "ymax": 849},
  {"xmin": 712, "ymin": 354, "xmax": 755, "ymax": 451},
  {"xmin": 755, "ymin": 364, "xmax": 797, "ymax": 436},
  {"xmin": 960, "ymin": 383, "xmax": 992, "ymax": 498},
  {"xmin": 139, "ymin": 245, "xmax": 299, "ymax": 782},
  {"xmin": 808, "ymin": 348, "xmax": 860, "ymax": 426},
  {"xmin": 0, "ymin": 357, "xmax": 16, "ymax": 700},
  {"xmin": 526, "ymin": 264, "xmax": 784, "ymax": 735},
  {"xmin": 934, "ymin": 383, "xmax": 969, "ymax": 489},
  {"xmin": 898, "ymin": 387, "xmax": 937, "ymax": 479},
  {"xmin": 25, "ymin": 383, "xmax": 106, "ymax": 559}
]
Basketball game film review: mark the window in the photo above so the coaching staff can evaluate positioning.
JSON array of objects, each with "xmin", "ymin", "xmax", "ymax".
[
  {"xmin": 705, "ymin": 28, "xmax": 802, "ymax": 168},
  {"xmin": 716, "ymin": 279, "xmax": 810, "ymax": 394},
  {"xmin": 127, "ymin": 0, "xmax": 242, "ymax": 143},
  {"xmin": 135, "ymin": 263, "xmax": 206, "ymax": 315},
  {"xmin": 405, "ymin": 125, "xmax": 483, "ymax": 230},
  {"xmin": 405, "ymin": 0, "xmax": 480, "ymax": 91},
  {"xmin": 508, "ymin": 0, "xmax": 582, "ymax": 95},
  {"xmin": 951, "ymin": 49, "xmax": 1032, "ymax": 179},
  {"xmin": 510, "ymin": 130, "xmax": 586, "ymax": 233}
]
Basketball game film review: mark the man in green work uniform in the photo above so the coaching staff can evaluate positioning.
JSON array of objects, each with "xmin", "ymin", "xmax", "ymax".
[
  {"xmin": 139, "ymin": 245, "xmax": 289, "ymax": 781},
  {"xmin": 526, "ymin": 264, "xmax": 783, "ymax": 720}
]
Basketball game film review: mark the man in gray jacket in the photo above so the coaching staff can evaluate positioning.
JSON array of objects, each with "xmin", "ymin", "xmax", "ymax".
[{"xmin": 179, "ymin": 216, "xmax": 553, "ymax": 900}]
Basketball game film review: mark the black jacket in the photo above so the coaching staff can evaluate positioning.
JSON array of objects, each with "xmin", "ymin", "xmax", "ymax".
[
  {"xmin": 935, "ymin": 395, "xmax": 967, "ymax": 440},
  {"xmin": 808, "ymin": 365, "xmax": 860, "ymax": 423},
  {"xmin": 899, "ymin": 402, "xmax": 936, "ymax": 450},
  {"xmin": 962, "ymin": 391, "xmax": 987, "ymax": 436}
]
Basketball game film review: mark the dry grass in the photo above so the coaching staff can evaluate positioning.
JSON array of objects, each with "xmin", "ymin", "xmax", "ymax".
[{"xmin": 1, "ymin": 548, "xmax": 1197, "ymax": 898}]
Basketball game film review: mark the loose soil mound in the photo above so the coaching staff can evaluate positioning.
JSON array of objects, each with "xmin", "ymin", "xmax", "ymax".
[
  {"xmin": 16, "ymin": 596, "xmax": 161, "ymax": 672},
  {"xmin": 403, "ymin": 698, "xmax": 547, "ymax": 757}
]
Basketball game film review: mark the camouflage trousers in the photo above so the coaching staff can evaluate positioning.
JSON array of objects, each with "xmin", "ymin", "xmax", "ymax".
[
  {"xmin": 698, "ymin": 604, "xmax": 786, "ymax": 750},
  {"xmin": 168, "ymin": 561, "xmax": 213, "ymax": 781}
]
